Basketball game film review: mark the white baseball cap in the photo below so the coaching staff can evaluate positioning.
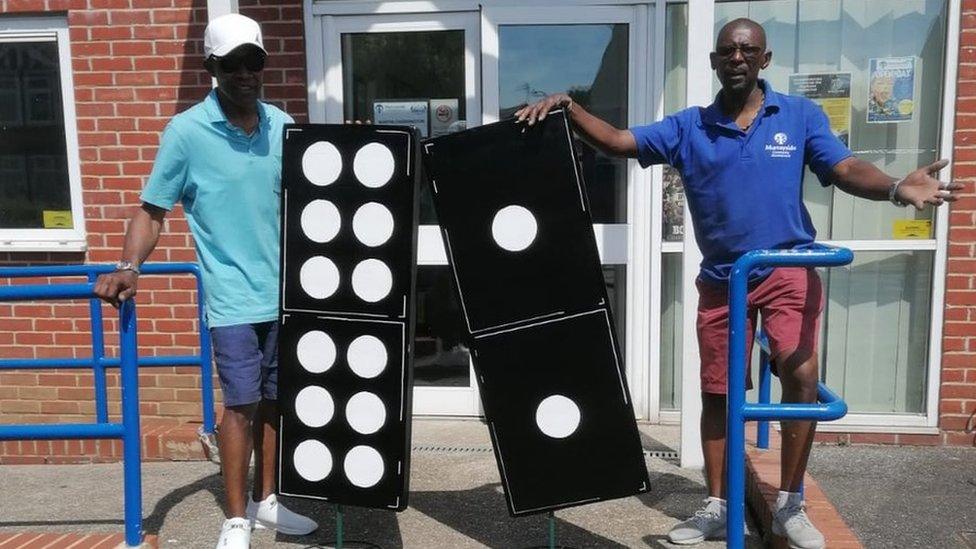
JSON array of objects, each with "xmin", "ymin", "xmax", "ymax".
[{"xmin": 203, "ymin": 13, "xmax": 266, "ymax": 58}]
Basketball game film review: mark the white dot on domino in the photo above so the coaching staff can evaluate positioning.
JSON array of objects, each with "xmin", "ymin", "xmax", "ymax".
[
  {"xmin": 344, "ymin": 445, "xmax": 384, "ymax": 488},
  {"xmin": 301, "ymin": 200, "xmax": 342, "ymax": 243},
  {"xmin": 296, "ymin": 330, "xmax": 336, "ymax": 374},
  {"xmin": 302, "ymin": 141, "xmax": 342, "ymax": 187},
  {"xmin": 295, "ymin": 385, "xmax": 335, "ymax": 428},
  {"xmin": 300, "ymin": 256, "xmax": 340, "ymax": 299},
  {"xmin": 535, "ymin": 394, "xmax": 581, "ymax": 439},
  {"xmin": 351, "ymin": 259, "xmax": 393, "ymax": 302},
  {"xmin": 294, "ymin": 439, "xmax": 332, "ymax": 482},
  {"xmin": 353, "ymin": 202, "xmax": 395, "ymax": 247},
  {"xmin": 347, "ymin": 335, "xmax": 388, "ymax": 379},
  {"xmin": 353, "ymin": 142, "xmax": 395, "ymax": 188},
  {"xmin": 492, "ymin": 205, "xmax": 538, "ymax": 252},
  {"xmin": 345, "ymin": 391, "xmax": 386, "ymax": 435}
]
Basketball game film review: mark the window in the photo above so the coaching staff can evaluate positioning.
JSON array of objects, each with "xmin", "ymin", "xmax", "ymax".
[
  {"xmin": 663, "ymin": 0, "xmax": 950, "ymax": 417},
  {"xmin": 0, "ymin": 17, "xmax": 85, "ymax": 251}
]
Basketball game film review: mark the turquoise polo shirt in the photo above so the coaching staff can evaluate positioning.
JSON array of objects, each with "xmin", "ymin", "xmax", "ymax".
[
  {"xmin": 141, "ymin": 90, "xmax": 293, "ymax": 327},
  {"xmin": 630, "ymin": 80, "xmax": 852, "ymax": 283}
]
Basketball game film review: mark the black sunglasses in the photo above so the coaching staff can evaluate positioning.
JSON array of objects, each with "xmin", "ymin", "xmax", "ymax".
[
  {"xmin": 212, "ymin": 50, "xmax": 266, "ymax": 73},
  {"xmin": 714, "ymin": 45, "xmax": 765, "ymax": 60}
]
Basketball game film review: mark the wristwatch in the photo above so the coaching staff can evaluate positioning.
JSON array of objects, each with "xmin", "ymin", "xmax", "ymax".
[
  {"xmin": 888, "ymin": 179, "xmax": 908, "ymax": 207},
  {"xmin": 114, "ymin": 260, "xmax": 140, "ymax": 275}
]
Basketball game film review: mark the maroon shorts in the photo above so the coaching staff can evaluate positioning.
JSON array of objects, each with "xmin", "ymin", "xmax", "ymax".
[{"xmin": 696, "ymin": 267, "xmax": 824, "ymax": 395}]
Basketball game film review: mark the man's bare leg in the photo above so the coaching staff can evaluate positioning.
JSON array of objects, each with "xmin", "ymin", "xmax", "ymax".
[
  {"xmin": 251, "ymin": 400, "xmax": 278, "ymax": 501},
  {"xmin": 776, "ymin": 350, "xmax": 819, "ymax": 491},
  {"xmin": 701, "ymin": 392, "xmax": 728, "ymax": 497},
  {"xmin": 219, "ymin": 404, "xmax": 257, "ymax": 518}
]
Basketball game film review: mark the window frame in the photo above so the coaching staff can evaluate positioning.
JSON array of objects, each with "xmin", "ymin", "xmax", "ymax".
[{"xmin": 0, "ymin": 16, "xmax": 86, "ymax": 252}]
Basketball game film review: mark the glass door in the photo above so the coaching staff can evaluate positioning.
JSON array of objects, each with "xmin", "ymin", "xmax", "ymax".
[
  {"xmin": 481, "ymin": 5, "xmax": 654, "ymax": 416},
  {"xmin": 321, "ymin": 12, "xmax": 483, "ymax": 415}
]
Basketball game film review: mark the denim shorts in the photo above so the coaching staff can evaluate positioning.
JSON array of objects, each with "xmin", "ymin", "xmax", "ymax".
[{"xmin": 210, "ymin": 321, "xmax": 279, "ymax": 407}]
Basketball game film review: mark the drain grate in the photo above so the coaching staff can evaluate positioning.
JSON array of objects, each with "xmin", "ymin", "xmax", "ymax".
[
  {"xmin": 411, "ymin": 444, "xmax": 494, "ymax": 454},
  {"xmin": 644, "ymin": 449, "xmax": 680, "ymax": 460},
  {"xmin": 410, "ymin": 444, "xmax": 679, "ymax": 460}
]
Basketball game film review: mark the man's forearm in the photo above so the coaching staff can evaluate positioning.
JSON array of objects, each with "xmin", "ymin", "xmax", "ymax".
[
  {"xmin": 120, "ymin": 204, "xmax": 165, "ymax": 266},
  {"xmin": 569, "ymin": 104, "xmax": 636, "ymax": 158},
  {"xmin": 831, "ymin": 157, "xmax": 896, "ymax": 201}
]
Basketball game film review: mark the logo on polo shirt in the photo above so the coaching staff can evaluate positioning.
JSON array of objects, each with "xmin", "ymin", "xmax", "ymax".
[{"xmin": 766, "ymin": 132, "xmax": 797, "ymax": 158}]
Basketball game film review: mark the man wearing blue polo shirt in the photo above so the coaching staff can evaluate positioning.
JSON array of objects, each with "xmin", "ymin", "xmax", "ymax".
[
  {"xmin": 94, "ymin": 14, "xmax": 316, "ymax": 549},
  {"xmin": 516, "ymin": 18, "xmax": 959, "ymax": 549}
]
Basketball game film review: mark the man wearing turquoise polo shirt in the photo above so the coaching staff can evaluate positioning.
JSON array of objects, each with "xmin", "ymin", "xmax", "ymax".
[
  {"xmin": 516, "ymin": 17, "xmax": 959, "ymax": 549},
  {"xmin": 95, "ymin": 14, "xmax": 316, "ymax": 549}
]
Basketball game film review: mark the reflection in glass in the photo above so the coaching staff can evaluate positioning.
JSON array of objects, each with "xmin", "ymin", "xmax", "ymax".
[
  {"xmin": 414, "ymin": 267, "xmax": 470, "ymax": 387},
  {"xmin": 603, "ymin": 265, "xmax": 627, "ymax": 361},
  {"xmin": 0, "ymin": 41, "xmax": 71, "ymax": 229},
  {"xmin": 660, "ymin": 254, "xmax": 683, "ymax": 410},
  {"xmin": 342, "ymin": 31, "xmax": 467, "ymax": 224},
  {"xmin": 821, "ymin": 251, "xmax": 933, "ymax": 413},
  {"xmin": 499, "ymin": 24, "xmax": 629, "ymax": 223}
]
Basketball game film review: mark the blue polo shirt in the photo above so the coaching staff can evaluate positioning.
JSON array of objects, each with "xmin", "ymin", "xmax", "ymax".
[
  {"xmin": 141, "ymin": 90, "xmax": 293, "ymax": 327},
  {"xmin": 630, "ymin": 80, "xmax": 852, "ymax": 283}
]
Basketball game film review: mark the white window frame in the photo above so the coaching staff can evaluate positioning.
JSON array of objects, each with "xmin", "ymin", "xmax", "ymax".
[{"xmin": 0, "ymin": 16, "xmax": 86, "ymax": 252}]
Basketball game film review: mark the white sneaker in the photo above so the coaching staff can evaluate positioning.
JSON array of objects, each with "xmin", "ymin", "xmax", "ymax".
[
  {"xmin": 246, "ymin": 493, "xmax": 318, "ymax": 535},
  {"xmin": 215, "ymin": 517, "xmax": 250, "ymax": 549},
  {"xmin": 772, "ymin": 501, "xmax": 825, "ymax": 549},
  {"xmin": 667, "ymin": 497, "xmax": 727, "ymax": 545}
]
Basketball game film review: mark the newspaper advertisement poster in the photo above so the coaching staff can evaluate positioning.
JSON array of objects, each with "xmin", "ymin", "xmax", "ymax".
[
  {"xmin": 373, "ymin": 100, "xmax": 429, "ymax": 137},
  {"xmin": 663, "ymin": 166, "xmax": 685, "ymax": 242},
  {"xmin": 868, "ymin": 57, "xmax": 916, "ymax": 123},
  {"xmin": 789, "ymin": 72, "xmax": 852, "ymax": 146}
]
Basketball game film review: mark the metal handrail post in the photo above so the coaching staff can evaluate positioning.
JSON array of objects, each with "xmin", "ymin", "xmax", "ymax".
[
  {"xmin": 119, "ymin": 299, "xmax": 143, "ymax": 547},
  {"xmin": 727, "ymin": 254, "xmax": 752, "ymax": 549},
  {"xmin": 88, "ymin": 272, "xmax": 109, "ymax": 423},
  {"xmin": 725, "ymin": 246, "xmax": 854, "ymax": 549},
  {"xmin": 757, "ymin": 341, "xmax": 772, "ymax": 450},
  {"xmin": 194, "ymin": 273, "xmax": 216, "ymax": 434}
]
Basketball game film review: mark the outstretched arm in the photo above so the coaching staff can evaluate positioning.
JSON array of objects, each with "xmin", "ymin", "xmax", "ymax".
[
  {"xmin": 831, "ymin": 157, "xmax": 962, "ymax": 209},
  {"xmin": 514, "ymin": 93, "xmax": 638, "ymax": 158},
  {"xmin": 93, "ymin": 203, "xmax": 167, "ymax": 308}
]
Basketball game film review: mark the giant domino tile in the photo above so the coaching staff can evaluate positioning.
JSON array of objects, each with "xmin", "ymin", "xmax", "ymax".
[
  {"xmin": 277, "ymin": 124, "xmax": 420, "ymax": 510},
  {"xmin": 421, "ymin": 109, "xmax": 650, "ymax": 516}
]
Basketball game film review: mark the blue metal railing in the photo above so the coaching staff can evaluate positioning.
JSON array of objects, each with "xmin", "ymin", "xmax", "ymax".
[
  {"xmin": 0, "ymin": 284, "xmax": 142, "ymax": 546},
  {"xmin": 0, "ymin": 263, "xmax": 215, "ymax": 434},
  {"xmin": 725, "ymin": 245, "xmax": 853, "ymax": 549}
]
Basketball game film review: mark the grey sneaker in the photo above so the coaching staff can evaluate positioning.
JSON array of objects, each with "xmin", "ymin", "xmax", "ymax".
[
  {"xmin": 667, "ymin": 498, "xmax": 726, "ymax": 545},
  {"xmin": 772, "ymin": 502, "xmax": 825, "ymax": 549}
]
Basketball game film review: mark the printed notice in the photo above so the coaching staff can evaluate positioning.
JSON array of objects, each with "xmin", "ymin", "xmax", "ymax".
[
  {"xmin": 789, "ymin": 72, "xmax": 852, "ymax": 146},
  {"xmin": 868, "ymin": 57, "xmax": 916, "ymax": 123},
  {"xmin": 42, "ymin": 210, "xmax": 73, "ymax": 228},
  {"xmin": 429, "ymin": 98, "xmax": 466, "ymax": 137},
  {"xmin": 373, "ymin": 100, "xmax": 429, "ymax": 137},
  {"xmin": 892, "ymin": 219, "xmax": 932, "ymax": 239}
]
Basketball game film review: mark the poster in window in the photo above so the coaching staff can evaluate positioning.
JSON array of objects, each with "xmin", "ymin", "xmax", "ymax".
[
  {"xmin": 429, "ymin": 99, "xmax": 466, "ymax": 138},
  {"xmin": 788, "ymin": 72, "xmax": 852, "ymax": 146},
  {"xmin": 867, "ymin": 57, "xmax": 916, "ymax": 124},
  {"xmin": 373, "ymin": 100, "xmax": 429, "ymax": 137},
  {"xmin": 662, "ymin": 166, "xmax": 685, "ymax": 242}
]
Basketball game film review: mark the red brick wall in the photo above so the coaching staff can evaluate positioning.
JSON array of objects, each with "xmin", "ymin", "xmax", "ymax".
[
  {"xmin": 0, "ymin": 0, "xmax": 307, "ymax": 451},
  {"xmin": 943, "ymin": 0, "xmax": 976, "ymax": 447}
]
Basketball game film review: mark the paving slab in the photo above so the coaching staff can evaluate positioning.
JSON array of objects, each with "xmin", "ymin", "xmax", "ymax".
[{"xmin": 807, "ymin": 444, "xmax": 976, "ymax": 549}]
